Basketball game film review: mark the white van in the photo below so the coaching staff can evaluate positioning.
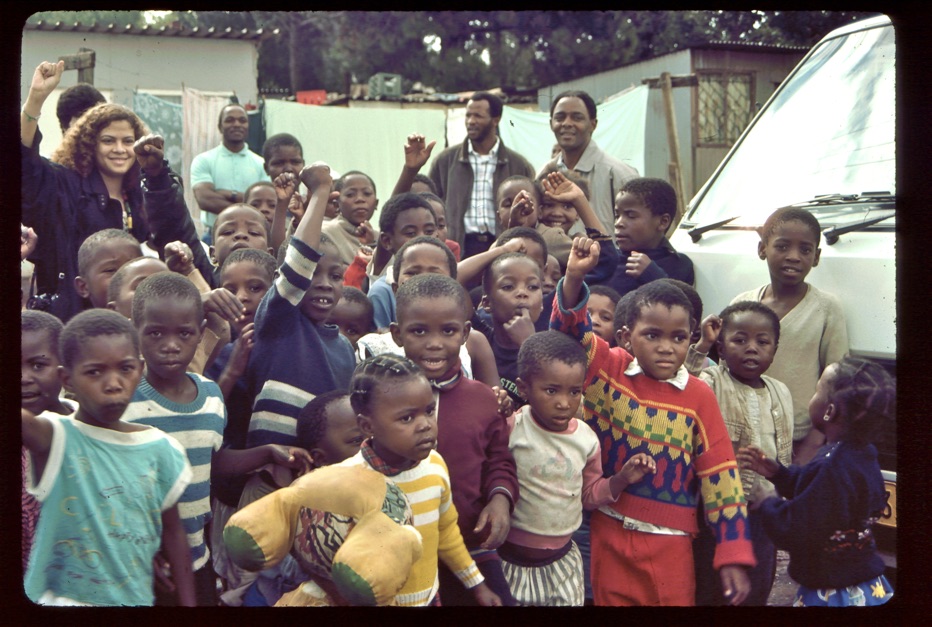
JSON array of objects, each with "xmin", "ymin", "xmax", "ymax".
[{"xmin": 669, "ymin": 15, "xmax": 896, "ymax": 573}]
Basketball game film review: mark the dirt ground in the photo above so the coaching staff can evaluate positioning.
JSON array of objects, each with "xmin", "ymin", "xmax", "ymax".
[{"xmin": 767, "ymin": 550, "xmax": 797, "ymax": 606}]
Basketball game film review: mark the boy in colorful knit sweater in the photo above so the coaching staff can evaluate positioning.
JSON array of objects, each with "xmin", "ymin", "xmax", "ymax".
[{"xmin": 550, "ymin": 236, "xmax": 756, "ymax": 606}]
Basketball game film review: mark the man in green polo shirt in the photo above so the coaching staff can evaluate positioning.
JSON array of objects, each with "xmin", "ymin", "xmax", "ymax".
[{"xmin": 190, "ymin": 103, "xmax": 269, "ymax": 243}]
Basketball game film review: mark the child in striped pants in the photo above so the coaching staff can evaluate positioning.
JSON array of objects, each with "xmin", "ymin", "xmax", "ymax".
[{"xmin": 499, "ymin": 331, "xmax": 656, "ymax": 605}]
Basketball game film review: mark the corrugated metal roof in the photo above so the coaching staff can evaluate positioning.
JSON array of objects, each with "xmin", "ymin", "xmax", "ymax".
[
  {"xmin": 694, "ymin": 40, "xmax": 810, "ymax": 53},
  {"xmin": 24, "ymin": 20, "xmax": 277, "ymax": 41}
]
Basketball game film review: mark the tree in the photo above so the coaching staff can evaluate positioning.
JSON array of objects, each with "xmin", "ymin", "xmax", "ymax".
[{"xmin": 143, "ymin": 11, "xmax": 882, "ymax": 95}]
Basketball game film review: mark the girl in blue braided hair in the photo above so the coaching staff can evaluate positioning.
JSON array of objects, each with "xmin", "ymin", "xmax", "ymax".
[{"xmin": 738, "ymin": 357, "xmax": 895, "ymax": 606}]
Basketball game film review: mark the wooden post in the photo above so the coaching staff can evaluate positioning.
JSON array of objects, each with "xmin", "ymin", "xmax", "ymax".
[
  {"xmin": 59, "ymin": 48, "xmax": 96, "ymax": 84},
  {"xmin": 660, "ymin": 72, "xmax": 686, "ymax": 235}
]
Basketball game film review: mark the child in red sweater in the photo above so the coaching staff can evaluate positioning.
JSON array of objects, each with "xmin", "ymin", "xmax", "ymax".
[{"xmin": 550, "ymin": 236, "xmax": 755, "ymax": 606}]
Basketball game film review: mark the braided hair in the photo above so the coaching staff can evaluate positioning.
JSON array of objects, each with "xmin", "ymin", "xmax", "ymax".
[
  {"xmin": 827, "ymin": 357, "xmax": 896, "ymax": 447},
  {"xmin": 349, "ymin": 354, "xmax": 425, "ymax": 415}
]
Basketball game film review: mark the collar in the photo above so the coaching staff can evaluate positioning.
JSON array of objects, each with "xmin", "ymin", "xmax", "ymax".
[
  {"xmin": 337, "ymin": 214, "xmax": 358, "ymax": 235},
  {"xmin": 220, "ymin": 142, "xmax": 250, "ymax": 156},
  {"xmin": 361, "ymin": 437, "xmax": 408, "ymax": 477},
  {"xmin": 468, "ymin": 137, "xmax": 500, "ymax": 159},
  {"xmin": 428, "ymin": 362, "xmax": 464, "ymax": 392},
  {"xmin": 624, "ymin": 358, "xmax": 690, "ymax": 390},
  {"xmin": 557, "ymin": 139, "xmax": 599, "ymax": 173}
]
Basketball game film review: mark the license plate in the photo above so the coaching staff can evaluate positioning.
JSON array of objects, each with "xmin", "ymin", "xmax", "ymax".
[{"xmin": 877, "ymin": 480, "xmax": 896, "ymax": 528}]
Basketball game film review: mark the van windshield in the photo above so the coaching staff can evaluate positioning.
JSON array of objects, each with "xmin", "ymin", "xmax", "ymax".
[{"xmin": 686, "ymin": 21, "xmax": 895, "ymax": 228}]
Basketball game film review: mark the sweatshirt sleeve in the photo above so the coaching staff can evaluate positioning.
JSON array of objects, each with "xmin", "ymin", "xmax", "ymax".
[
  {"xmin": 581, "ymin": 442, "xmax": 619, "ymax": 510},
  {"xmin": 20, "ymin": 137, "xmax": 61, "ymax": 229},
  {"xmin": 693, "ymin": 382, "xmax": 757, "ymax": 570},
  {"xmin": 550, "ymin": 277, "xmax": 621, "ymax": 381},
  {"xmin": 481, "ymin": 408, "xmax": 519, "ymax": 511},
  {"xmin": 584, "ymin": 236, "xmax": 619, "ymax": 284},
  {"xmin": 757, "ymin": 457, "xmax": 845, "ymax": 552},
  {"xmin": 770, "ymin": 462, "xmax": 805, "ymax": 499},
  {"xmin": 549, "ymin": 277, "xmax": 592, "ymax": 343}
]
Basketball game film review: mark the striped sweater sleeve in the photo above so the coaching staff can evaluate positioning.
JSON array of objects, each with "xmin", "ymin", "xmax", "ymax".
[{"xmin": 692, "ymin": 382, "xmax": 757, "ymax": 570}]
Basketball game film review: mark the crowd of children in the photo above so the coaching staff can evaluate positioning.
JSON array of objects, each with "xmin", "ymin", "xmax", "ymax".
[{"xmin": 21, "ymin": 63, "xmax": 895, "ymax": 607}]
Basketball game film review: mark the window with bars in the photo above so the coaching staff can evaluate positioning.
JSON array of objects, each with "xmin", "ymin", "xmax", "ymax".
[{"xmin": 697, "ymin": 72, "xmax": 753, "ymax": 145}]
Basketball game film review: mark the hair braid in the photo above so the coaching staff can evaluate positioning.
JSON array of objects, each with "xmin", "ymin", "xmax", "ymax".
[
  {"xmin": 349, "ymin": 354, "xmax": 424, "ymax": 414},
  {"xmin": 828, "ymin": 357, "xmax": 896, "ymax": 447}
]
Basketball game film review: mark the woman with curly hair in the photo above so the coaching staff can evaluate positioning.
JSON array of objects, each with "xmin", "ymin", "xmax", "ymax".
[{"xmin": 21, "ymin": 60, "xmax": 213, "ymax": 321}]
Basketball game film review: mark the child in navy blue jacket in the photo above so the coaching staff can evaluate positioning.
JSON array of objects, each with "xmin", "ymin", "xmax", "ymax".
[
  {"xmin": 737, "ymin": 357, "xmax": 895, "ymax": 606},
  {"xmin": 597, "ymin": 177, "xmax": 693, "ymax": 297},
  {"xmin": 245, "ymin": 165, "xmax": 356, "ymax": 449}
]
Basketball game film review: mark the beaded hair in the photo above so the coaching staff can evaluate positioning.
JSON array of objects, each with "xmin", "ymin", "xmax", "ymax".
[
  {"xmin": 827, "ymin": 357, "xmax": 896, "ymax": 447},
  {"xmin": 349, "ymin": 354, "xmax": 425, "ymax": 415}
]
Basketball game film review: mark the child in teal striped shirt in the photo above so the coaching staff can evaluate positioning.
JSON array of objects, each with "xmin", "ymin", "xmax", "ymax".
[{"xmin": 122, "ymin": 270, "xmax": 313, "ymax": 605}]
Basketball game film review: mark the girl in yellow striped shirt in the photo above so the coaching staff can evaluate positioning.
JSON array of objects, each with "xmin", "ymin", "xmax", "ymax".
[{"xmin": 339, "ymin": 354, "xmax": 501, "ymax": 606}]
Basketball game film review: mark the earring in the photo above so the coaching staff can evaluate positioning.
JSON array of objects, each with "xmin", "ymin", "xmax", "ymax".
[{"xmin": 823, "ymin": 414, "xmax": 831, "ymax": 422}]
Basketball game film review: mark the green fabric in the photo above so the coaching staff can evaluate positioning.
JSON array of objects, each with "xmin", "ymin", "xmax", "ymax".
[
  {"xmin": 133, "ymin": 91, "xmax": 184, "ymax": 174},
  {"xmin": 381, "ymin": 481, "xmax": 410, "ymax": 525},
  {"xmin": 331, "ymin": 562, "xmax": 377, "ymax": 606},
  {"xmin": 222, "ymin": 525, "xmax": 267, "ymax": 571}
]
